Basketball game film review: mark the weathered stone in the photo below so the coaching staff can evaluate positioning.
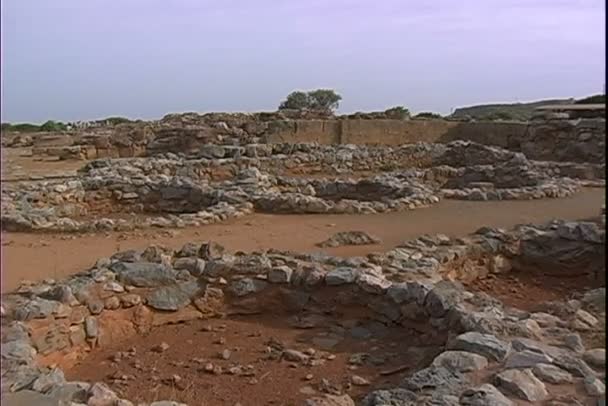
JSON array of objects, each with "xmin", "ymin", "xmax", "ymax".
[
  {"xmin": 110, "ymin": 262, "xmax": 177, "ymax": 287},
  {"xmin": 39, "ymin": 285, "xmax": 78, "ymax": 305},
  {"xmin": 504, "ymin": 349, "xmax": 553, "ymax": 369},
  {"xmin": 31, "ymin": 368, "xmax": 65, "ymax": 393},
  {"xmin": 103, "ymin": 296, "xmax": 120, "ymax": 310},
  {"xmin": 386, "ymin": 281, "xmax": 432, "ymax": 305},
  {"xmin": 583, "ymin": 348, "xmax": 606, "ymax": 368},
  {"xmin": 228, "ymin": 278, "xmax": 268, "ymax": 297},
  {"xmin": 357, "ymin": 273, "xmax": 391, "ymax": 294},
  {"xmin": 268, "ymin": 266, "xmax": 293, "ymax": 284},
  {"xmin": 325, "ymin": 267, "xmax": 360, "ymax": 285},
  {"xmin": 14, "ymin": 299, "xmax": 60, "ymax": 321},
  {"xmin": 531, "ymin": 363, "xmax": 574, "ymax": 384},
  {"xmin": 304, "ymin": 394, "xmax": 355, "ymax": 406},
  {"xmin": 1, "ymin": 340, "xmax": 37, "ymax": 364},
  {"xmin": 424, "ymin": 281, "xmax": 465, "ymax": 318},
  {"xmin": 282, "ymin": 349, "xmax": 309, "ymax": 362},
  {"xmin": 1, "ymin": 390, "xmax": 59, "ymax": 406},
  {"xmin": 198, "ymin": 241, "xmax": 225, "ymax": 260},
  {"xmin": 402, "ymin": 365, "xmax": 468, "ymax": 394},
  {"xmin": 563, "ymin": 333, "xmax": 585, "ymax": 353},
  {"xmin": 120, "ymin": 294, "xmax": 142, "ymax": 308},
  {"xmin": 87, "ymin": 382, "xmax": 119, "ymax": 406},
  {"xmin": 583, "ymin": 375, "xmax": 605, "ymax": 396},
  {"xmin": 173, "ymin": 257, "xmax": 206, "ymax": 277},
  {"xmin": 494, "ymin": 369, "xmax": 548, "ymax": 401},
  {"xmin": 146, "ymin": 281, "xmax": 202, "ymax": 311},
  {"xmin": 552, "ymin": 352, "xmax": 596, "ymax": 377},
  {"xmin": 317, "ymin": 231, "xmax": 381, "ymax": 248},
  {"xmin": 84, "ymin": 316, "xmax": 98, "ymax": 338},
  {"xmin": 448, "ymin": 332, "xmax": 510, "ymax": 361},
  {"xmin": 432, "ymin": 351, "xmax": 489, "ymax": 372},
  {"xmin": 460, "ymin": 384, "xmax": 513, "ymax": 406},
  {"xmin": 361, "ymin": 388, "xmax": 417, "ymax": 406},
  {"xmin": 571, "ymin": 309, "xmax": 599, "ymax": 331}
]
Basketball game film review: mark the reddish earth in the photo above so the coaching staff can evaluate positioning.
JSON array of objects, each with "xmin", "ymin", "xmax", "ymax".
[
  {"xmin": 1, "ymin": 187, "xmax": 604, "ymax": 292},
  {"xmin": 64, "ymin": 311, "xmax": 444, "ymax": 405}
]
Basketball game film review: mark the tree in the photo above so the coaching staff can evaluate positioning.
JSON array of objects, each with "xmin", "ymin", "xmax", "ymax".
[
  {"xmin": 384, "ymin": 106, "xmax": 410, "ymax": 119},
  {"xmin": 278, "ymin": 89, "xmax": 342, "ymax": 113},
  {"xmin": 307, "ymin": 89, "xmax": 342, "ymax": 113},
  {"xmin": 414, "ymin": 112, "xmax": 442, "ymax": 119},
  {"xmin": 575, "ymin": 94, "xmax": 605, "ymax": 104},
  {"xmin": 40, "ymin": 120, "xmax": 68, "ymax": 131},
  {"xmin": 278, "ymin": 91, "xmax": 310, "ymax": 110}
]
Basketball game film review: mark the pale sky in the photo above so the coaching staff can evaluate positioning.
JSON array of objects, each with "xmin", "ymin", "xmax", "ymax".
[{"xmin": 1, "ymin": 0, "xmax": 605, "ymax": 123}]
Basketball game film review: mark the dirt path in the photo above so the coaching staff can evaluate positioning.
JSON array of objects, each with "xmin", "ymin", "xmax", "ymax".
[{"xmin": 1, "ymin": 187, "xmax": 604, "ymax": 292}]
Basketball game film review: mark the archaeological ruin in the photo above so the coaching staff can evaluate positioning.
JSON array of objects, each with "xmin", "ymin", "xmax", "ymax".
[{"xmin": 0, "ymin": 111, "xmax": 605, "ymax": 405}]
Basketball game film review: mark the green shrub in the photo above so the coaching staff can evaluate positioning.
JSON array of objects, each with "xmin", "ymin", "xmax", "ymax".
[
  {"xmin": 278, "ymin": 89, "xmax": 342, "ymax": 113},
  {"xmin": 414, "ymin": 112, "xmax": 442, "ymax": 119},
  {"xmin": 384, "ymin": 106, "xmax": 410, "ymax": 119}
]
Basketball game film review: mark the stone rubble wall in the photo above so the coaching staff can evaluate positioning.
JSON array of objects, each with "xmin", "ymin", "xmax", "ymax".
[
  {"xmin": 2, "ymin": 141, "xmax": 602, "ymax": 233},
  {"xmin": 11, "ymin": 113, "xmax": 604, "ymax": 165},
  {"xmin": 1, "ymin": 220, "xmax": 604, "ymax": 405}
]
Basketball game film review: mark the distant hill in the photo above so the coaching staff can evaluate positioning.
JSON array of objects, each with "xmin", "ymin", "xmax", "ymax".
[{"xmin": 450, "ymin": 98, "xmax": 575, "ymax": 121}]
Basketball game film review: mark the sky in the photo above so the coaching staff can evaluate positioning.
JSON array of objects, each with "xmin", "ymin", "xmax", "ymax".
[{"xmin": 1, "ymin": 0, "xmax": 605, "ymax": 123}]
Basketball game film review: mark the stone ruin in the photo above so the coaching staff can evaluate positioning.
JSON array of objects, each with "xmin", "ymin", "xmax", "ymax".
[
  {"xmin": 1, "ymin": 219, "xmax": 605, "ymax": 404},
  {"xmin": 1, "ymin": 141, "xmax": 604, "ymax": 233}
]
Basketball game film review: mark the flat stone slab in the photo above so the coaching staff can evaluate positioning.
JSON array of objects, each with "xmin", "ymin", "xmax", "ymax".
[
  {"xmin": 448, "ymin": 332, "xmax": 510, "ymax": 361},
  {"xmin": 494, "ymin": 368, "xmax": 548, "ymax": 401}
]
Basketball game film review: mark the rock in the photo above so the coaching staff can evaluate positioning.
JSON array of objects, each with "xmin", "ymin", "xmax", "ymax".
[
  {"xmin": 1, "ymin": 340, "xmax": 37, "ymax": 363},
  {"xmin": 460, "ymin": 384, "xmax": 513, "ymax": 406},
  {"xmin": 386, "ymin": 281, "xmax": 432, "ymax": 305},
  {"xmin": 494, "ymin": 369, "xmax": 548, "ymax": 401},
  {"xmin": 350, "ymin": 375, "xmax": 370, "ymax": 386},
  {"xmin": 152, "ymin": 342, "xmax": 170, "ymax": 353},
  {"xmin": 357, "ymin": 274, "xmax": 391, "ymax": 294},
  {"xmin": 361, "ymin": 388, "xmax": 417, "ymax": 406},
  {"xmin": 268, "ymin": 266, "xmax": 293, "ymax": 284},
  {"xmin": 304, "ymin": 394, "xmax": 355, "ymax": 406},
  {"xmin": 176, "ymin": 242, "xmax": 199, "ymax": 258},
  {"xmin": 173, "ymin": 258, "xmax": 206, "ymax": 277},
  {"xmin": 120, "ymin": 294, "xmax": 142, "ymax": 308},
  {"xmin": 198, "ymin": 241, "xmax": 225, "ymax": 260},
  {"xmin": 581, "ymin": 288, "xmax": 605, "ymax": 312},
  {"xmin": 432, "ymin": 351, "xmax": 489, "ymax": 372},
  {"xmin": 583, "ymin": 375, "xmax": 605, "ymax": 396},
  {"xmin": 228, "ymin": 278, "xmax": 268, "ymax": 297},
  {"xmin": 87, "ymin": 382, "xmax": 119, "ymax": 406},
  {"xmin": 146, "ymin": 282, "xmax": 201, "ymax": 311},
  {"xmin": 1, "ymin": 390, "xmax": 59, "ymax": 406},
  {"xmin": 563, "ymin": 333, "xmax": 585, "ymax": 353},
  {"xmin": 31, "ymin": 368, "xmax": 66, "ymax": 393},
  {"xmin": 504, "ymin": 350, "xmax": 553, "ymax": 369},
  {"xmin": 402, "ymin": 365, "xmax": 468, "ymax": 394},
  {"xmin": 149, "ymin": 402, "xmax": 188, "ymax": 406},
  {"xmin": 571, "ymin": 309, "xmax": 599, "ymax": 331},
  {"xmin": 102, "ymin": 282, "xmax": 124, "ymax": 294},
  {"xmin": 448, "ymin": 332, "xmax": 510, "ymax": 362},
  {"xmin": 552, "ymin": 352, "xmax": 596, "ymax": 377},
  {"xmin": 84, "ymin": 316, "xmax": 98, "ymax": 338},
  {"xmin": 317, "ymin": 231, "xmax": 381, "ymax": 248},
  {"xmin": 325, "ymin": 267, "xmax": 360, "ymax": 285},
  {"xmin": 87, "ymin": 300, "xmax": 104, "ymax": 315},
  {"xmin": 14, "ymin": 298, "xmax": 60, "ymax": 321},
  {"xmin": 583, "ymin": 348, "xmax": 606, "ymax": 368},
  {"xmin": 110, "ymin": 262, "xmax": 177, "ymax": 287},
  {"xmin": 424, "ymin": 280, "xmax": 465, "ymax": 318},
  {"xmin": 531, "ymin": 363, "xmax": 573, "ymax": 384},
  {"xmin": 39, "ymin": 285, "xmax": 78, "ymax": 305},
  {"xmin": 104, "ymin": 297, "xmax": 120, "ymax": 310},
  {"xmin": 283, "ymin": 349, "xmax": 309, "ymax": 362},
  {"xmin": 110, "ymin": 249, "xmax": 141, "ymax": 263}
]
